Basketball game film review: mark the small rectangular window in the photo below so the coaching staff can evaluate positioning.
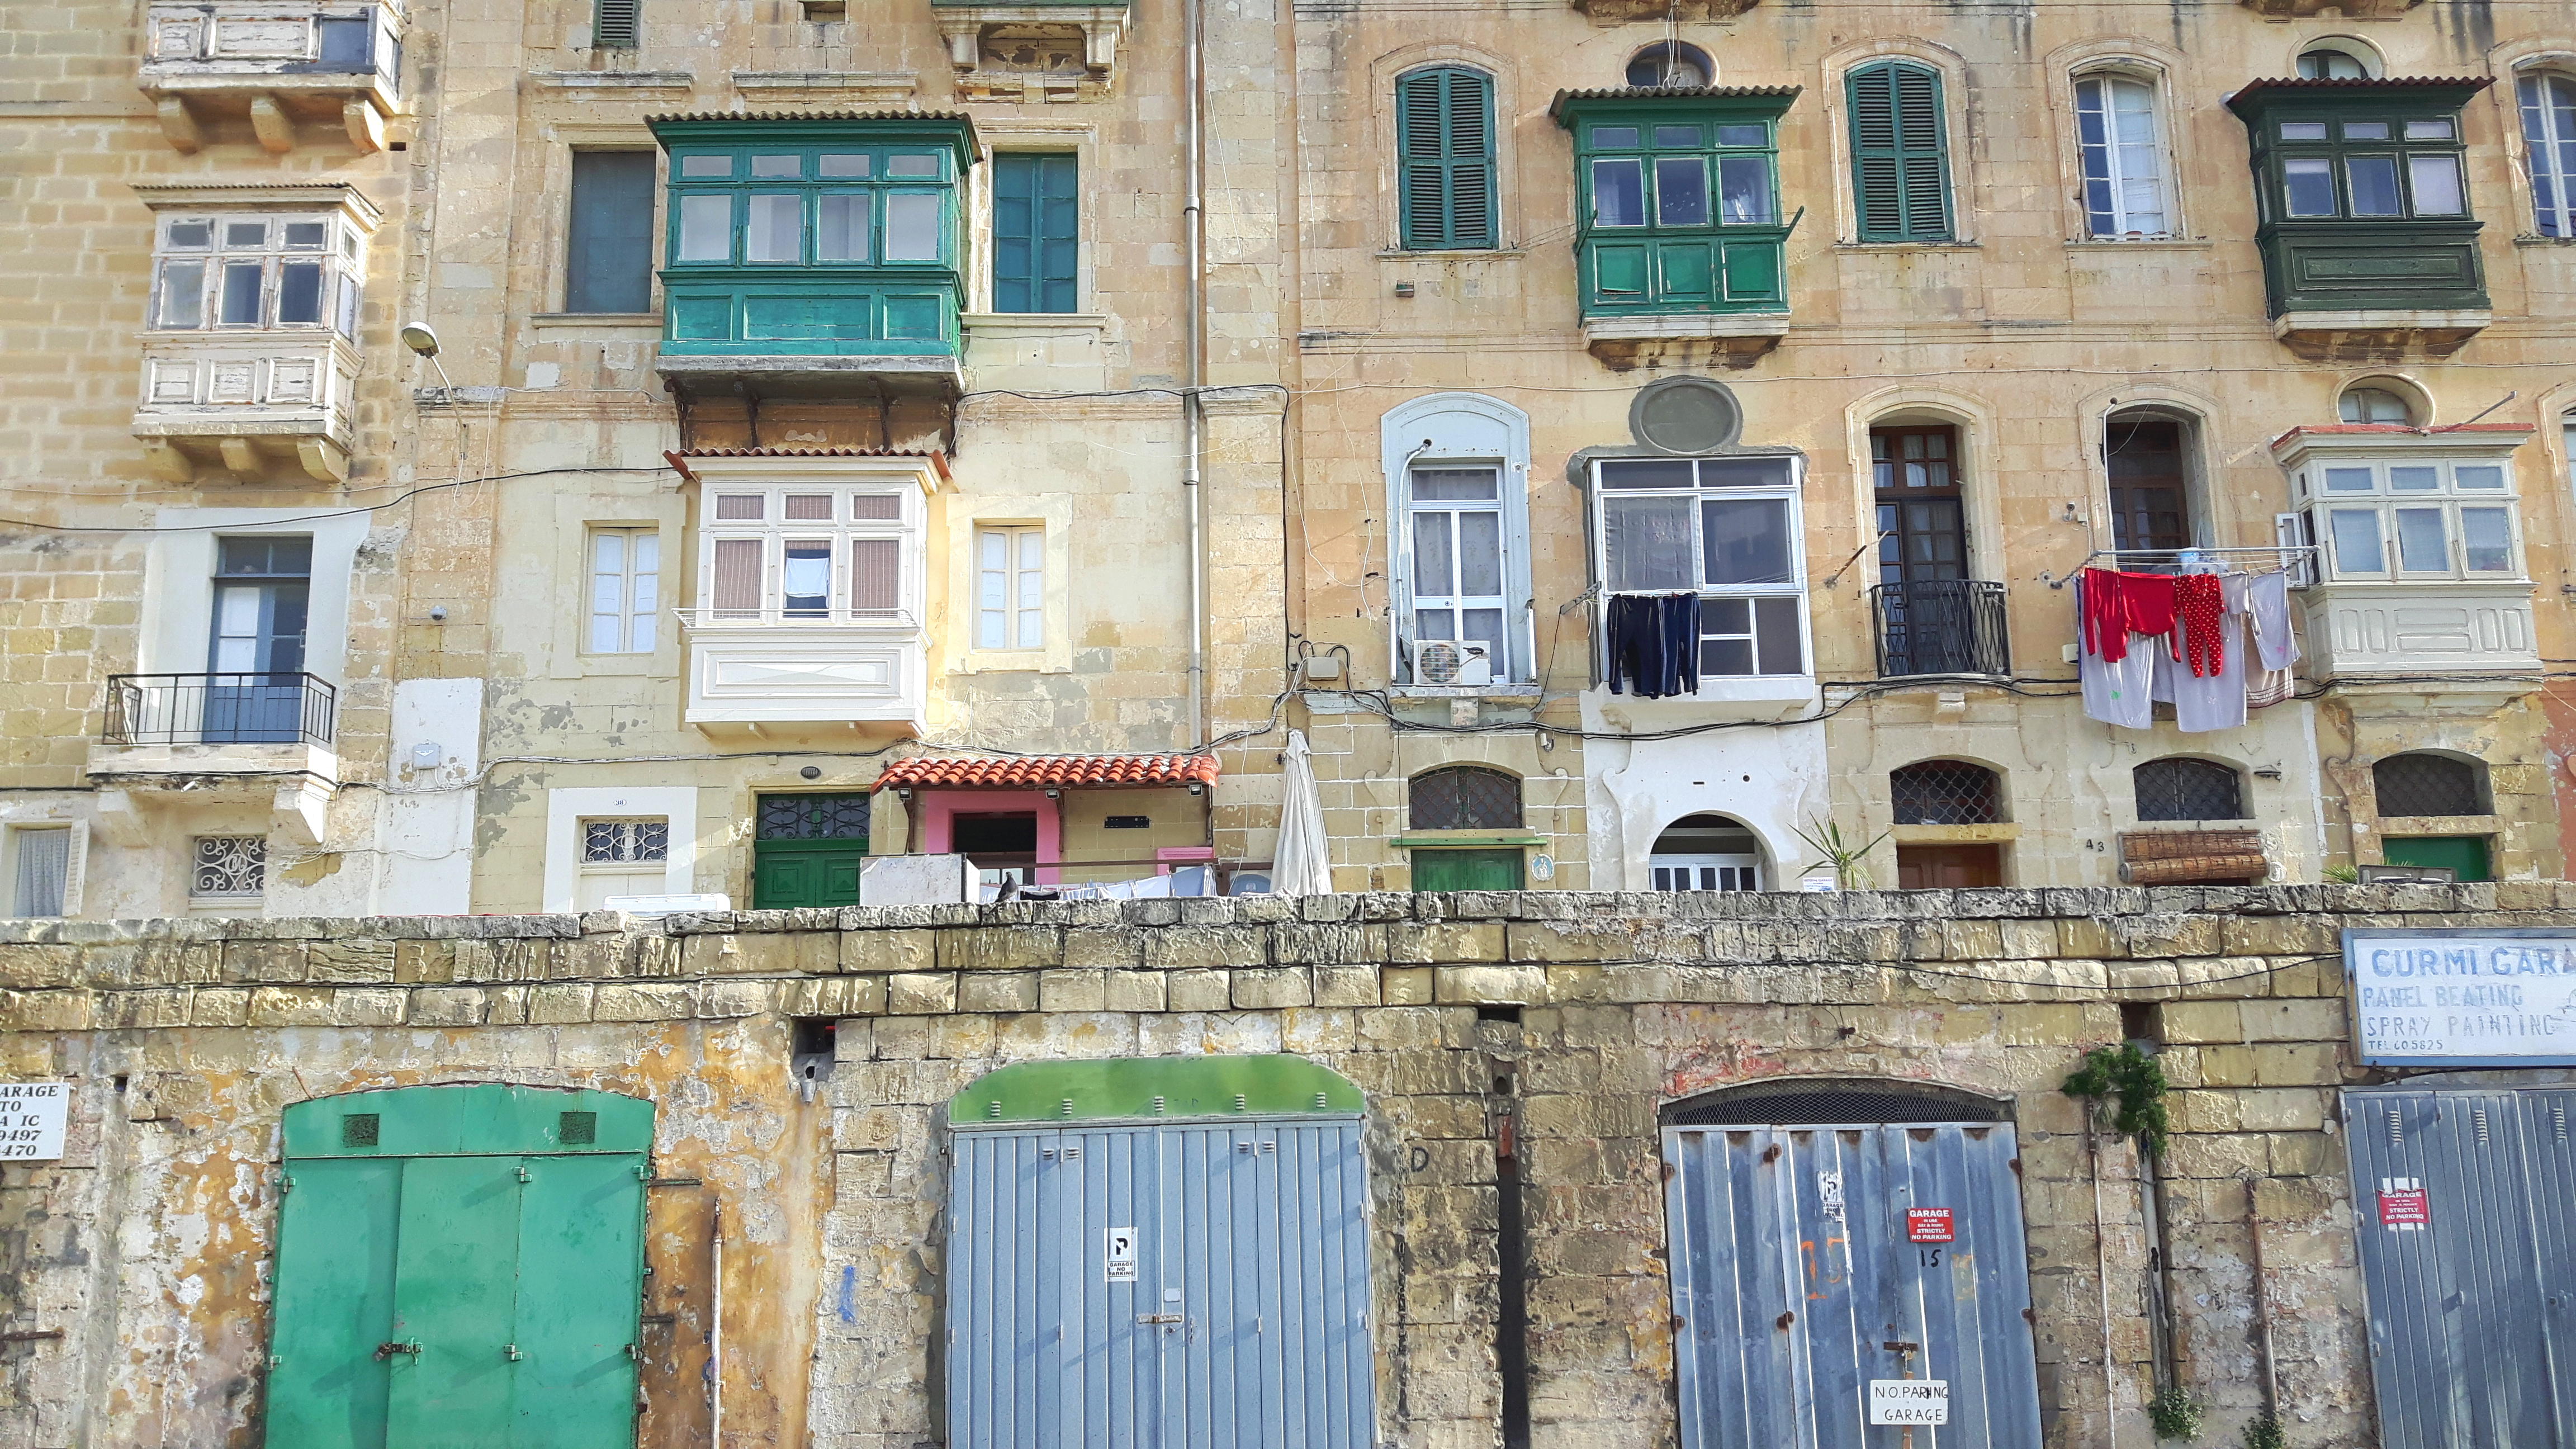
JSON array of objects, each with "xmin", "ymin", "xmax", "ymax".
[
  {"xmin": 1655, "ymin": 157, "xmax": 1709, "ymax": 225},
  {"xmin": 1652, "ymin": 124, "xmax": 1703, "ymax": 148},
  {"xmin": 2328, "ymin": 508, "xmax": 2386, "ymax": 573},
  {"xmin": 10, "ymin": 827, "xmax": 70, "ymax": 918},
  {"xmin": 882, "ymin": 193, "xmax": 941, "ymax": 261},
  {"xmin": 218, "ymin": 262, "xmax": 264, "ymax": 325},
  {"xmin": 2323, "ymin": 466, "xmax": 2375, "ymax": 493},
  {"xmin": 2405, "ymin": 119, "xmax": 2455, "ymax": 140},
  {"xmin": 1715, "ymin": 123, "xmax": 1768, "ymax": 146},
  {"xmin": 976, "ymin": 526, "xmax": 1045, "ymax": 650},
  {"xmin": 2346, "ymin": 155, "xmax": 2403, "ymax": 216},
  {"xmin": 818, "ymin": 153, "xmax": 869, "ymax": 178},
  {"xmin": 2454, "ymin": 465, "xmax": 2504, "ymax": 490},
  {"xmin": 2392, "ymin": 507, "xmax": 2448, "ymax": 571},
  {"xmin": 711, "ymin": 538, "xmax": 764, "ymax": 617},
  {"xmin": 744, "ymin": 193, "xmax": 803, "ymax": 263},
  {"xmin": 157, "ymin": 260, "xmax": 206, "ymax": 328},
  {"xmin": 675, "ymin": 193, "xmax": 731, "ymax": 261},
  {"xmin": 566, "ymin": 151, "xmax": 657, "ymax": 314},
  {"xmin": 714, "ymin": 494, "xmax": 764, "ymax": 520},
  {"xmin": 1717, "ymin": 157, "xmax": 1773, "ymax": 224},
  {"xmin": 781, "ymin": 541, "xmax": 832, "ymax": 616},
  {"xmin": 750, "ymin": 154, "xmax": 802, "ymax": 179},
  {"xmin": 1592, "ymin": 159, "xmax": 1646, "ymax": 226},
  {"xmin": 816, "ymin": 193, "xmax": 868, "ymax": 262},
  {"xmin": 588, "ymin": 527, "xmax": 660, "ymax": 654},
  {"xmin": 679, "ymin": 155, "xmax": 733, "ymax": 179},
  {"xmin": 316, "ymin": 16, "xmax": 371, "ymax": 68},
  {"xmin": 1591, "ymin": 126, "xmax": 1641, "ymax": 148},
  {"xmin": 191, "ymin": 835, "xmax": 267, "ymax": 899},
  {"xmin": 887, "ymin": 154, "xmax": 942, "ymax": 178},
  {"xmin": 583, "ymin": 818, "xmax": 669, "ymax": 863},
  {"xmin": 1602, "ymin": 493, "xmax": 1695, "ymax": 591},
  {"xmin": 276, "ymin": 262, "xmax": 324, "ymax": 324},
  {"xmin": 2280, "ymin": 121, "xmax": 2329, "ymax": 141},
  {"xmin": 2343, "ymin": 120, "xmax": 2391, "ymax": 140},
  {"xmin": 2283, "ymin": 158, "xmax": 2338, "ymax": 216},
  {"xmin": 2408, "ymin": 154, "xmax": 2463, "ymax": 215},
  {"xmin": 1701, "ymin": 498, "xmax": 1793, "ymax": 586},
  {"xmin": 2460, "ymin": 508, "xmax": 2513, "ymax": 572},
  {"xmin": 2388, "ymin": 466, "xmax": 2440, "ymax": 491},
  {"xmin": 592, "ymin": 0, "xmax": 638, "ymax": 49}
]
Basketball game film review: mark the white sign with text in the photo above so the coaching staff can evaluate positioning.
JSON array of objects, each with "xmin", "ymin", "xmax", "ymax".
[
  {"xmin": 0, "ymin": 1082, "xmax": 67, "ymax": 1161},
  {"xmin": 2346, "ymin": 931, "xmax": 2576, "ymax": 1066},
  {"xmin": 1868, "ymin": 1380, "xmax": 1950, "ymax": 1426}
]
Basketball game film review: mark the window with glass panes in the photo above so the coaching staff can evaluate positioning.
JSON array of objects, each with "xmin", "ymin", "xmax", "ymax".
[
  {"xmin": 2228, "ymin": 79, "xmax": 2487, "ymax": 315},
  {"xmin": 2074, "ymin": 73, "xmax": 2171, "ymax": 236},
  {"xmin": 2518, "ymin": 72, "xmax": 2576, "ymax": 238},
  {"xmin": 588, "ymin": 527, "xmax": 660, "ymax": 654},
  {"xmin": 666, "ymin": 143, "xmax": 954, "ymax": 267},
  {"xmin": 1557, "ymin": 91, "xmax": 1794, "ymax": 315},
  {"xmin": 976, "ymin": 525, "xmax": 1044, "ymax": 650},
  {"xmin": 699, "ymin": 485, "xmax": 913, "ymax": 624},
  {"xmin": 2289, "ymin": 452, "xmax": 2522, "ymax": 583},
  {"xmin": 151, "ymin": 212, "xmax": 364, "ymax": 338},
  {"xmin": 1592, "ymin": 454, "xmax": 1806, "ymax": 678},
  {"xmin": 2252, "ymin": 104, "xmax": 2469, "ymax": 222},
  {"xmin": 1403, "ymin": 466, "xmax": 1509, "ymax": 679}
]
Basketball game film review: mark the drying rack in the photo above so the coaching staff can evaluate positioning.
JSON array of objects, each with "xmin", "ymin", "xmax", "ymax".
[{"xmin": 2040, "ymin": 544, "xmax": 2315, "ymax": 590}]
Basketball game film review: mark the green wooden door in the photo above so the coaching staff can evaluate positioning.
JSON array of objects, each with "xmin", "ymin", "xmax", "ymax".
[
  {"xmin": 752, "ymin": 792, "xmax": 872, "ymax": 908},
  {"xmin": 1410, "ymin": 847, "xmax": 1525, "ymax": 891},
  {"xmin": 265, "ymin": 1087, "xmax": 651, "ymax": 1449},
  {"xmin": 2383, "ymin": 835, "xmax": 2491, "ymax": 882}
]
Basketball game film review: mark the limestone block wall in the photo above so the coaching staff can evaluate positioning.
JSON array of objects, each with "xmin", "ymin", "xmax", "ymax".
[{"xmin": 4, "ymin": 883, "xmax": 2571, "ymax": 1448}]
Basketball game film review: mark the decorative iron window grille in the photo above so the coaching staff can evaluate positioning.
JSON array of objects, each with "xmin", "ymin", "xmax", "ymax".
[
  {"xmin": 756, "ymin": 793, "xmax": 872, "ymax": 841},
  {"xmin": 2373, "ymin": 754, "xmax": 2486, "ymax": 816},
  {"xmin": 1409, "ymin": 765, "xmax": 1524, "ymax": 831},
  {"xmin": 2133, "ymin": 758, "xmax": 2244, "ymax": 822},
  {"xmin": 191, "ymin": 835, "xmax": 267, "ymax": 897},
  {"xmin": 583, "ymin": 818, "xmax": 670, "ymax": 863},
  {"xmin": 1888, "ymin": 760, "xmax": 2003, "ymax": 826}
]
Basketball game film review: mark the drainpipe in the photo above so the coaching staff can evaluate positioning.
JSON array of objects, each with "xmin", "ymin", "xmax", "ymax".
[
  {"xmin": 709, "ymin": 1201, "xmax": 724, "ymax": 1448},
  {"xmin": 1181, "ymin": 0, "xmax": 1206, "ymax": 750},
  {"xmin": 2241, "ymin": 1175, "xmax": 2282, "ymax": 1421}
]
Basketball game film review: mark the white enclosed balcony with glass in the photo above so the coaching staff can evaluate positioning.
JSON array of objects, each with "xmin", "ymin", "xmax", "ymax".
[
  {"xmin": 673, "ymin": 452, "xmax": 943, "ymax": 733},
  {"xmin": 2274, "ymin": 425, "xmax": 2538, "ymax": 675},
  {"xmin": 139, "ymin": 0, "xmax": 403, "ymax": 153}
]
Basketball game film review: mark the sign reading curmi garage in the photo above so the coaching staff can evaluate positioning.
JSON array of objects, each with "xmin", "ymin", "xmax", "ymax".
[{"xmin": 2345, "ymin": 928, "xmax": 2576, "ymax": 1066}]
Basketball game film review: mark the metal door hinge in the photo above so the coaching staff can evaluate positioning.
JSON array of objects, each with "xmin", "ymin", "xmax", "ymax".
[
  {"xmin": 374, "ymin": 1341, "xmax": 422, "ymax": 1359},
  {"xmin": 624, "ymin": 1342, "xmax": 641, "ymax": 1360},
  {"xmin": 505, "ymin": 1344, "xmax": 523, "ymax": 1361},
  {"xmin": 516, "ymin": 1166, "xmax": 532, "ymax": 1183}
]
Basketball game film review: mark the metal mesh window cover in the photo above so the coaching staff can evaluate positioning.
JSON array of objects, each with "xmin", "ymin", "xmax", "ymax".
[
  {"xmin": 1889, "ymin": 760, "xmax": 2002, "ymax": 825},
  {"xmin": 583, "ymin": 818, "xmax": 669, "ymax": 863},
  {"xmin": 559, "ymin": 1111, "xmax": 598, "ymax": 1145},
  {"xmin": 1661, "ymin": 1078, "xmax": 2009, "ymax": 1127},
  {"xmin": 2134, "ymin": 757, "xmax": 2244, "ymax": 821},
  {"xmin": 2373, "ymin": 753, "xmax": 2486, "ymax": 817},
  {"xmin": 1409, "ymin": 765, "xmax": 1523, "ymax": 831},
  {"xmin": 756, "ymin": 793, "xmax": 872, "ymax": 841},
  {"xmin": 340, "ymin": 1113, "xmax": 380, "ymax": 1147},
  {"xmin": 191, "ymin": 835, "xmax": 267, "ymax": 897}
]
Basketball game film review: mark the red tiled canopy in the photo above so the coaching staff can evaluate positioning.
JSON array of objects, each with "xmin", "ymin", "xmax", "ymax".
[{"xmin": 873, "ymin": 755, "xmax": 1221, "ymax": 792}]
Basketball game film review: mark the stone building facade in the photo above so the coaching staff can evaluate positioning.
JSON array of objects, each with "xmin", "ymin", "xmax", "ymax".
[{"xmin": 5, "ymin": 883, "xmax": 2572, "ymax": 1447}]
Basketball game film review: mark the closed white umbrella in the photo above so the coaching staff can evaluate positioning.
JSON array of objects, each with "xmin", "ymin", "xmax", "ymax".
[{"xmin": 1273, "ymin": 729, "xmax": 1333, "ymax": 896}]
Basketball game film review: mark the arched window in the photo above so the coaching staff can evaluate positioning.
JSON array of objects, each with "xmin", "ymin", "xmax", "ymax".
[
  {"xmin": 2373, "ymin": 754, "xmax": 2487, "ymax": 816},
  {"xmin": 2339, "ymin": 384, "xmax": 2414, "ymax": 424},
  {"xmin": 2518, "ymin": 72, "xmax": 2576, "ymax": 238},
  {"xmin": 1409, "ymin": 765, "xmax": 1522, "ymax": 830},
  {"xmin": 1845, "ymin": 59, "xmax": 1953, "ymax": 242},
  {"xmin": 1396, "ymin": 67, "xmax": 1497, "ymax": 250},
  {"xmin": 1627, "ymin": 41, "xmax": 1712, "ymax": 89},
  {"xmin": 2105, "ymin": 408, "xmax": 2196, "ymax": 555},
  {"xmin": 1890, "ymin": 760, "xmax": 2002, "ymax": 825},
  {"xmin": 2134, "ymin": 758, "xmax": 2244, "ymax": 821},
  {"xmin": 2297, "ymin": 46, "xmax": 2374, "ymax": 80},
  {"xmin": 2074, "ymin": 72, "xmax": 2170, "ymax": 237},
  {"xmin": 1649, "ymin": 812, "xmax": 1761, "ymax": 892}
]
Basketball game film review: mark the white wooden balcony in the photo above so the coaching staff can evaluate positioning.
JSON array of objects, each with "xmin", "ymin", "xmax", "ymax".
[
  {"xmin": 677, "ymin": 609, "xmax": 928, "ymax": 733},
  {"xmin": 133, "ymin": 333, "xmax": 358, "ymax": 483},
  {"xmin": 2297, "ymin": 583, "xmax": 2539, "ymax": 676},
  {"xmin": 139, "ymin": 1, "xmax": 404, "ymax": 153}
]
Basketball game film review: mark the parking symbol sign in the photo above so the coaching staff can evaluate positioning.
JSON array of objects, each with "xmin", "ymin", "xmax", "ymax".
[{"xmin": 1104, "ymin": 1227, "xmax": 1138, "ymax": 1282}]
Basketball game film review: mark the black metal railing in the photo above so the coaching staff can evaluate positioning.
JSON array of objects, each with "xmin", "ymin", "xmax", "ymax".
[
  {"xmin": 103, "ymin": 673, "xmax": 337, "ymax": 747},
  {"xmin": 1870, "ymin": 580, "xmax": 2010, "ymax": 678}
]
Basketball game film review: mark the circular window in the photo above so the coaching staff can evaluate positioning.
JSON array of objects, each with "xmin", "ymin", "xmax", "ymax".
[
  {"xmin": 2339, "ymin": 385, "xmax": 2414, "ymax": 424},
  {"xmin": 1627, "ymin": 41, "xmax": 1713, "ymax": 89},
  {"xmin": 1630, "ymin": 376, "xmax": 1741, "ymax": 453}
]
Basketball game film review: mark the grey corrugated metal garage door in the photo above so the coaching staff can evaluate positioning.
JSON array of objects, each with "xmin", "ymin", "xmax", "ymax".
[
  {"xmin": 1663, "ymin": 1120, "xmax": 2044, "ymax": 1449},
  {"xmin": 2345, "ymin": 1087, "xmax": 2576, "ymax": 1448},
  {"xmin": 946, "ymin": 1117, "xmax": 1376, "ymax": 1449}
]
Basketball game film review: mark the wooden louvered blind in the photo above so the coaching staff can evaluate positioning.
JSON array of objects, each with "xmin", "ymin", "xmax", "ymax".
[
  {"xmin": 1396, "ymin": 68, "xmax": 1497, "ymax": 250},
  {"xmin": 711, "ymin": 538, "xmax": 764, "ymax": 617},
  {"xmin": 849, "ymin": 538, "xmax": 900, "ymax": 616},
  {"xmin": 1846, "ymin": 60, "xmax": 1952, "ymax": 242},
  {"xmin": 593, "ymin": 0, "xmax": 638, "ymax": 49}
]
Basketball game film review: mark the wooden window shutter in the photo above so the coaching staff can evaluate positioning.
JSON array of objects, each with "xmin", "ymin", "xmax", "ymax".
[
  {"xmin": 848, "ymin": 538, "xmax": 901, "ymax": 616},
  {"xmin": 1398, "ymin": 68, "xmax": 1496, "ymax": 249},
  {"xmin": 993, "ymin": 154, "xmax": 1079, "ymax": 314},
  {"xmin": 1847, "ymin": 60, "xmax": 1952, "ymax": 241},
  {"xmin": 593, "ymin": 0, "xmax": 638, "ymax": 49},
  {"xmin": 711, "ymin": 538, "xmax": 763, "ymax": 617}
]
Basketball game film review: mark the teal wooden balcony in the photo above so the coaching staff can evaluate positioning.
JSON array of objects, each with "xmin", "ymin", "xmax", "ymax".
[{"xmin": 647, "ymin": 113, "xmax": 978, "ymax": 382}]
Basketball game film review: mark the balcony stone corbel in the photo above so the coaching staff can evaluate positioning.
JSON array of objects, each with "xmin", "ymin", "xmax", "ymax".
[
  {"xmin": 219, "ymin": 437, "xmax": 260, "ymax": 475},
  {"xmin": 939, "ymin": 20, "xmax": 981, "ymax": 72},
  {"xmin": 273, "ymin": 776, "xmax": 333, "ymax": 847},
  {"xmin": 155, "ymin": 96, "xmax": 202, "ymax": 154},
  {"xmin": 249, "ymin": 93, "xmax": 296, "ymax": 153},
  {"xmin": 93, "ymin": 789, "xmax": 149, "ymax": 849},
  {"xmin": 296, "ymin": 437, "xmax": 349, "ymax": 484},
  {"xmin": 342, "ymin": 98, "xmax": 385, "ymax": 154},
  {"xmin": 140, "ymin": 442, "xmax": 195, "ymax": 483}
]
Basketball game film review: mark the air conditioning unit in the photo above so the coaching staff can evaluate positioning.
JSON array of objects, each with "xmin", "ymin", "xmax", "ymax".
[{"xmin": 1413, "ymin": 640, "xmax": 1493, "ymax": 687}]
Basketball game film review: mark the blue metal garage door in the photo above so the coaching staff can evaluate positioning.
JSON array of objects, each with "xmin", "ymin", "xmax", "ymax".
[
  {"xmin": 1663, "ymin": 1120, "xmax": 2044, "ymax": 1449},
  {"xmin": 2345, "ymin": 1087, "xmax": 2576, "ymax": 1448},
  {"xmin": 946, "ymin": 1115, "xmax": 1376, "ymax": 1449}
]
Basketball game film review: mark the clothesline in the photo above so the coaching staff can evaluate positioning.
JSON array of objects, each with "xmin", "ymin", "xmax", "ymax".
[
  {"xmin": 2048, "ymin": 546, "xmax": 2313, "ymax": 589},
  {"xmin": 2076, "ymin": 564, "xmax": 2300, "ymax": 733}
]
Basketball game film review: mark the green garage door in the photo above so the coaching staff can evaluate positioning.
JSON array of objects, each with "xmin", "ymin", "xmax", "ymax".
[
  {"xmin": 752, "ymin": 792, "xmax": 872, "ymax": 908},
  {"xmin": 264, "ymin": 1085, "xmax": 652, "ymax": 1449}
]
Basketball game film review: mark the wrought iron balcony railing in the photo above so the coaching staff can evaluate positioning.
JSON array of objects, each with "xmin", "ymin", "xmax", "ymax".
[
  {"xmin": 103, "ymin": 672, "xmax": 338, "ymax": 747},
  {"xmin": 1869, "ymin": 579, "xmax": 2009, "ymax": 679}
]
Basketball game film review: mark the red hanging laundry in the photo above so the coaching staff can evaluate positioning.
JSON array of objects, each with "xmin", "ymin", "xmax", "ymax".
[{"xmin": 2175, "ymin": 574, "xmax": 2225, "ymax": 678}]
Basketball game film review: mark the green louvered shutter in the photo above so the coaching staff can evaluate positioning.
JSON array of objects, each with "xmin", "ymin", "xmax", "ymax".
[
  {"xmin": 1848, "ymin": 60, "xmax": 1952, "ymax": 242},
  {"xmin": 1398, "ymin": 68, "xmax": 1497, "ymax": 249},
  {"xmin": 992, "ymin": 153, "xmax": 1079, "ymax": 314}
]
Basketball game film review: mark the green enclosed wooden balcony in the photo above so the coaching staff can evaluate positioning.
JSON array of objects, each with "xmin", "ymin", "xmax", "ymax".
[
  {"xmin": 1552, "ymin": 86, "xmax": 1800, "ymax": 367},
  {"xmin": 2227, "ymin": 78, "xmax": 2491, "ymax": 357},
  {"xmin": 647, "ymin": 112, "xmax": 978, "ymax": 390}
]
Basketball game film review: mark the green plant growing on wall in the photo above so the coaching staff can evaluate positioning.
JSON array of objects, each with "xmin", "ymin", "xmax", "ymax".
[
  {"xmin": 2061, "ymin": 1041, "xmax": 2171, "ymax": 1158},
  {"xmin": 2147, "ymin": 1383, "xmax": 2205, "ymax": 1441},
  {"xmin": 1793, "ymin": 816, "xmax": 1892, "ymax": 891},
  {"xmin": 2239, "ymin": 1411, "xmax": 2287, "ymax": 1449},
  {"xmin": 2323, "ymin": 863, "xmax": 2360, "ymax": 884}
]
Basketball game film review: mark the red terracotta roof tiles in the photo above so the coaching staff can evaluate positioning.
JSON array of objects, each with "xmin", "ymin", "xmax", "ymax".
[{"xmin": 873, "ymin": 755, "xmax": 1221, "ymax": 792}]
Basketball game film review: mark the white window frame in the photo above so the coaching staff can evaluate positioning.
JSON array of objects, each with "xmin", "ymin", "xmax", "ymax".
[
  {"xmin": 587, "ymin": 525, "xmax": 661, "ymax": 654},
  {"xmin": 1399, "ymin": 464, "xmax": 1514, "ymax": 685},
  {"xmin": 4, "ymin": 823, "xmax": 82, "ymax": 919},
  {"xmin": 1649, "ymin": 853, "xmax": 1761, "ymax": 892},
  {"xmin": 976, "ymin": 525, "xmax": 1045, "ymax": 651},
  {"xmin": 2291, "ymin": 456, "xmax": 2526, "ymax": 584},
  {"xmin": 150, "ymin": 211, "xmax": 365, "ymax": 339},
  {"xmin": 1589, "ymin": 454, "xmax": 1813, "ymax": 683},
  {"xmin": 2073, "ymin": 71, "xmax": 2174, "ymax": 239},
  {"xmin": 694, "ymin": 483, "xmax": 920, "ymax": 626},
  {"xmin": 2517, "ymin": 70, "xmax": 2576, "ymax": 239}
]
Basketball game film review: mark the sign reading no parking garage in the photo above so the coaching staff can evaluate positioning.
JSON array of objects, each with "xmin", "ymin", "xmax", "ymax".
[{"xmin": 2346, "ymin": 929, "xmax": 2576, "ymax": 1067}]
